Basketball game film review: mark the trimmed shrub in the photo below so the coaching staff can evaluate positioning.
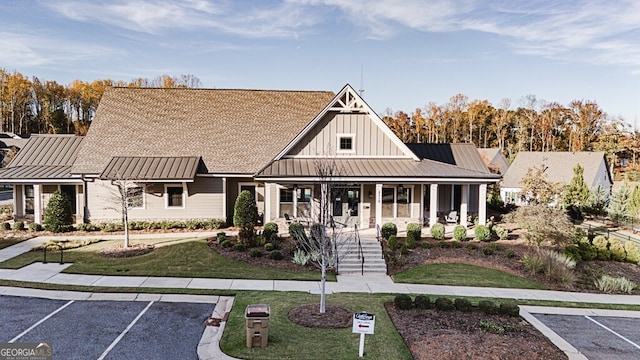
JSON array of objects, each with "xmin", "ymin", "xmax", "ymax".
[
  {"xmin": 608, "ymin": 238, "xmax": 626, "ymax": 262},
  {"xmin": 28, "ymin": 222, "xmax": 42, "ymax": 231},
  {"xmin": 233, "ymin": 190, "xmax": 259, "ymax": 227},
  {"xmin": 232, "ymin": 243, "xmax": 245, "ymax": 252},
  {"xmin": 493, "ymin": 225, "xmax": 509, "ymax": 240},
  {"xmin": 216, "ymin": 232, "xmax": 227, "ymax": 243},
  {"xmin": 12, "ymin": 221, "xmax": 24, "ymax": 231},
  {"xmin": 504, "ymin": 249, "xmax": 515, "ymax": 258},
  {"xmin": 249, "ymin": 249, "xmax": 262, "ymax": 258},
  {"xmin": 430, "ymin": 223, "xmax": 445, "ymax": 240},
  {"xmin": 453, "ymin": 225, "xmax": 467, "ymax": 241},
  {"xmin": 478, "ymin": 300, "xmax": 498, "ymax": 314},
  {"xmin": 288, "ymin": 222, "xmax": 305, "ymax": 238},
  {"xmin": 454, "ymin": 298, "xmax": 472, "ymax": 312},
  {"xmin": 269, "ymin": 250, "xmax": 283, "ymax": 260},
  {"xmin": 421, "ymin": 241, "xmax": 431, "ymax": 249},
  {"xmin": 482, "ymin": 248, "xmax": 494, "ymax": 256},
  {"xmin": 264, "ymin": 242, "xmax": 275, "ymax": 252},
  {"xmin": 499, "ymin": 302, "xmax": 520, "ymax": 317},
  {"xmin": 578, "ymin": 241, "xmax": 598, "ymax": 261},
  {"xmin": 563, "ymin": 245, "xmax": 582, "ymax": 262},
  {"xmin": 263, "ymin": 222, "xmax": 279, "ymax": 240},
  {"xmin": 406, "ymin": 223, "xmax": 421, "ymax": 241},
  {"xmin": 624, "ymin": 241, "xmax": 640, "ymax": 264},
  {"xmin": 381, "ymin": 223, "xmax": 398, "ymax": 240},
  {"xmin": 43, "ymin": 190, "xmax": 73, "ymax": 233},
  {"xmin": 387, "ymin": 235, "xmax": 398, "ymax": 251},
  {"xmin": 1, "ymin": 222, "xmax": 10, "ymax": 230},
  {"xmin": 595, "ymin": 275, "xmax": 637, "ymax": 294},
  {"xmin": 238, "ymin": 223, "xmax": 256, "ymax": 247},
  {"xmin": 414, "ymin": 295, "xmax": 431, "ymax": 309},
  {"xmin": 490, "ymin": 242, "xmax": 501, "ymax": 251},
  {"xmin": 434, "ymin": 297, "xmax": 454, "ymax": 311},
  {"xmin": 438, "ymin": 240, "xmax": 450, "ymax": 248},
  {"xmin": 207, "ymin": 218, "xmax": 226, "ymax": 230},
  {"xmin": 400, "ymin": 242, "xmax": 408, "ymax": 255},
  {"xmin": 75, "ymin": 223, "xmax": 97, "ymax": 232},
  {"xmin": 474, "ymin": 225, "xmax": 491, "ymax": 241},
  {"xmin": 394, "ymin": 294, "xmax": 413, "ymax": 310},
  {"xmin": 450, "ymin": 240, "xmax": 462, "ymax": 248},
  {"xmin": 405, "ymin": 233, "xmax": 416, "ymax": 249},
  {"xmin": 592, "ymin": 235, "xmax": 608, "ymax": 252},
  {"xmin": 220, "ymin": 240, "xmax": 232, "ymax": 248}
]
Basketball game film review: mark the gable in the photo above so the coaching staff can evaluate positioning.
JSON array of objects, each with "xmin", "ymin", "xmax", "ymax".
[{"xmin": 276, "ymin": 85, "xmax": 418, "ymax": 160}]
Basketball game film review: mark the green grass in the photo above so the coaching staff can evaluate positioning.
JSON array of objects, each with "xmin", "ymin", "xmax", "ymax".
[
  {"xmin": 0, "ymin": 239, "xmax": 335, "ymax": 281},
  {"xmin": 0, "ymin": 237, "xmax": 28, "ymax": 250},
  {"xmin": 392, "ymin": 263, "xmax": 548, "ymax": 289},
  {"xmin": 221, "ymin": 291, "xmax": 412, "ymax": 360}
]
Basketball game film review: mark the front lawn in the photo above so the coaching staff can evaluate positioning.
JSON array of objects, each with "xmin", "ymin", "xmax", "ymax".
[
  {"xmin": 0, "ymin": 239, "xmax": 334, "ymax": 281},
  {"xmin": 221, "ymin": 291, "xmax": 412, "ymax": 360},
  {"xmin": 392, "ymin": 262, "xmax": 548, "ymax": 289}
]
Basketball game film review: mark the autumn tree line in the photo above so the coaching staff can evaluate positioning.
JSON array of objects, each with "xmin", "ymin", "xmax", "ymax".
[
  {"xmin": 0, "ymin": 69, "xmax": 201, "ymax": 136},
  {"xmin": 382, "ymin": 94, "xmax": 639, "ymax": 177}
]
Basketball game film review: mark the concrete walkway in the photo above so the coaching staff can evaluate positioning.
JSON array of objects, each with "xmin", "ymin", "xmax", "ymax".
[{"xmin": 2, "ymin": 232, "xmax": 640, "ymax": 360}]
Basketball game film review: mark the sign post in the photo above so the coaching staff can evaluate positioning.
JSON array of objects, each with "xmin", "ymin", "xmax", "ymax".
[{"xmin": 352, "ymin": 312, "xmax": 375, "ymax": 357}]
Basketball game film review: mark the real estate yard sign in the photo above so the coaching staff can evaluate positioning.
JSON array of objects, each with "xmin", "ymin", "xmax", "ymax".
[{"xmin": 352, "ymin": 312, "xmax": 375, "ymax": 357}]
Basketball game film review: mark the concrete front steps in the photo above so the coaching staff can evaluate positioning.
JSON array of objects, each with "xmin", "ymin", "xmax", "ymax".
[{"xmin": 337, "ymin": 238, "xmax": 387, "ymax": 275}]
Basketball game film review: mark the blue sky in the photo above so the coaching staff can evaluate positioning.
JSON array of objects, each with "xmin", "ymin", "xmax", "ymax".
[{"xmin": 1, "ymin": 0, "xmax": 639, "ymax": 124}]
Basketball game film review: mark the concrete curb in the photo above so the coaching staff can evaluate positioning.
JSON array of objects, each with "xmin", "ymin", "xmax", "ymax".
[
  {"xmin": 198, "ymin": 296, "xmax": 237, "ymax": 360},
  {"xmin": 519, "ymin": 306, "xmax": 588, "ymax": 360}
]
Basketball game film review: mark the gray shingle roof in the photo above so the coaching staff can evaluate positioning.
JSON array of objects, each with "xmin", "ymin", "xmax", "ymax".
[
  {"xmin": 501, "ymin": 151, "xmax": 611, "ymax": 188},
  {"xmin": 72, "ymin": 87, "xmax": 335, "ymax": 175},
  {"xmin": 0, "ymin": 135, "xmax": 83, "ymax": 180}
]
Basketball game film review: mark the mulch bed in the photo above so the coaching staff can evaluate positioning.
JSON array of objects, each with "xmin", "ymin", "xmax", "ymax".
[
  {"xmin": 98, "ymin": 243, "xmax": 155, "ymax": 258},
  {"xmin": 288, "ymin": 304, "xmax": 353, "ymax": 328}
]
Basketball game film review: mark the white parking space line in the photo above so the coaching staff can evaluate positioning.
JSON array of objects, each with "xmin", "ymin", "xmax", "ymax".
[
  {"xmin": 585, "ymin": 315, "xmax": 640, "ymax": 350},
  {"xmin": 9, "ymin": 300, "xmax": 75, "ymax": 343},
  {"xmin": 96, "ymin": 301, "xmax": 154, "ymax": 360}
]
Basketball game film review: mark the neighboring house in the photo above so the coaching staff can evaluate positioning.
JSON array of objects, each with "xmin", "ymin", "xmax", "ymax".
[
  {"xmin": 0, "ymin": 133, "xmax": 28, "ymax": 168},
  {"xmin": 0, "ymin": 84, "xmax": 500, "ymax": 230},
  {"xmin": 500, "ymin": 151, "xmax": 613, "ymax": 205},
  {"xmin": 477, "ymin": 148, "xmax": 509, "ymax": 175}
]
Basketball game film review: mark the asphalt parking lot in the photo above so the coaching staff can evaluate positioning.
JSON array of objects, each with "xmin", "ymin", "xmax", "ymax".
[
  {"xmin": 1, "ymin": 295, "xmax": 215, "ymax": 360},
  {"xmin": 521, "ymin": 306, "xmax": 640, "ymax": 360}
]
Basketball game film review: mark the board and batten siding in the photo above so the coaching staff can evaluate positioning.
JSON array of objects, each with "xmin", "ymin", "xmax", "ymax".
[
  {"xmin": 288, "ymin": 113, "xmax": 405, "ymax": 157},
  {"xmin": 86, "ymin": 177, "xmax": 224, "ymax": 223}
]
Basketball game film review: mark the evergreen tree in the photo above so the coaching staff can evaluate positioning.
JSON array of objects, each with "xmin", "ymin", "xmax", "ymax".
[
  {"xmin": 562, "ymin": 164, "xmax": 590, "ymax": 209},
  {"xmin": 628, "ymin": 185, "xmax": 640, "ymax": 218},
  {"xmin": 608, "ymin": 184, "xmax": 631, "ymax": 222},
  {"xmin": 233, "ymin": 190, "xmax": 258, "ymax": 227},
  {"xmin": 584, "ymin": 184, "xmax": 609, "ymax": 218},
  {"xmin": 43, "ymin": 190, "xmax": 73, "ymax": 232}
]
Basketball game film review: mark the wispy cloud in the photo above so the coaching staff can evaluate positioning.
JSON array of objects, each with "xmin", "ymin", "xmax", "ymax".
[{"xmin": 0, "ymin": 30, "xmax": 116, "ymax": 68}]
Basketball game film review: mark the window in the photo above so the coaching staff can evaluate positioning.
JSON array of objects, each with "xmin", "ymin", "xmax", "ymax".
[
  {"xmin": 337, "ymin": 134, "xmax": 355, "ymax": 153},
  {"xmin": 24, "ymin": 185, "xmax": 34, "ymax": 215},
  {"xmin": 397, "ymin": 187, "xmax": 411, "ymax": 217},
  {"xmin": 166, "ymin": 185, "xmax": 184, "ymax": 208},
  {"xmin": 126, "ymin": 186, "xmax": 144, "ymax": 209},
  {"xmin": 279, "ymin": 188, "xmax": 294, "ymax": 217},
  {"xmin": 296, "ymin": 187, "xmax": 312, "ymax": 217},
  {"xmin": 381, "ymin": 186, "xmax": 412, "ymax": 218},
  {"xmin": 381, "ymin": 188, "xmax": 394, "ymax": 217}
]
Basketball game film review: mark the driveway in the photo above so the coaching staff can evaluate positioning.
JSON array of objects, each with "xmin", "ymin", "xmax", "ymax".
[
  {"xmin": 520, "ymin": 306, "xmax": 640, "ymax": 360},
  {"xmin": 1, "ymin": 295, "xmax": 215, "ymax": 360}
]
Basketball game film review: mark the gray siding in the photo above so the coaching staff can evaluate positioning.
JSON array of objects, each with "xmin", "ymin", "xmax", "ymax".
[
  {"xmin": 86, "ymin": 177, "xmax": 224, "ymax": 223},
  {"xmin": 288, "ymin": 112, "xmax": 405, "ymax": 157}
]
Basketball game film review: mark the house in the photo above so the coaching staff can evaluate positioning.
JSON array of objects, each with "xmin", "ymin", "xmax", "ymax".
[
  {"xmin": 0, "ymin": 84, "xmax": 500, "ymax": 230},
  {"xmin": 0, "ymin": 133, "xmax": 28, "ymax": 167},
  {"xmin": 500, "ymin": 151, "xmax": 613, "ymax": 205},
  {"xmin": 476, "ymin": 148, "xmax": 509, "ymax": 175}
]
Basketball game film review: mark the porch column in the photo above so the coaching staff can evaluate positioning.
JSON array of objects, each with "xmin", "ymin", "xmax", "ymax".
[
  {"xmin": 478, "ymin": 183, "xmax": 488, "ymax": 225},
  {"xmin": 429, "ymin": 184, "xmax": 438, "ymax": 227},
  {"xmin": 375, "ymin": 183, "xmax": 382, "ymax": 229},
  {"xmin": 76, "ymin": 184, "xmax": 84, "ymax": 224},
  {"xmin": 33, "ymin": 184, "xmax": 42, "ymax": 224},
  {"xmin": 292, "ymin": 185, "xmax": 298, "ymax": 218},
  {"xmin": 460, "ymin": 184, "xmax": 469, "ymax": 227},
  {"xmin": 264, "ymin": 182, "xmax": 272, "ymax": 223},
  {"xmin": 13, "ymin": 185, "xmax": 22, "ymax": 217},
  {"xmin": 222, "ymin": 177, "xmax": 227, "ymax": 220}
]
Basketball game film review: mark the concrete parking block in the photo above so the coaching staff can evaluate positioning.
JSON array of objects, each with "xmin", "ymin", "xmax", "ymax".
[
  {"xmin": 159, "ymin": 294, "xmax": 219, "ymax": 303},
  {"xmin": 91, "ymin": 275, "xmax": 148, "ymax": 287},
  {"xmin": 140, "ymin": 276, "xmax": 192, "ymax": 288},
  {"xmin": 88, "ymin": 292, "xmax": 139, "ymax": 301},
  {"xmin": 187, "ymin": 278, "xmax": 234, "ymax": 290}
]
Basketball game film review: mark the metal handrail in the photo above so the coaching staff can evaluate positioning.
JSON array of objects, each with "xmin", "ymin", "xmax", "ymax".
[
  {"xmin": 43, "ymin": 243, "xmax": 64, "ymax": 264},
  {"xmin": 354, "ymin": 224, "xmax": 364, "ymax": 275}
]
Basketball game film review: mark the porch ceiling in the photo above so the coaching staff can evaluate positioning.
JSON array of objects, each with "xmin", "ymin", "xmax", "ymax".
[
  {"xmin": 99, "ymin": 156, "xmax": 201, "ymax": 181},
  {"xmin": 255, "ymin": 158, "xmax": 501, "ymax": 181}
]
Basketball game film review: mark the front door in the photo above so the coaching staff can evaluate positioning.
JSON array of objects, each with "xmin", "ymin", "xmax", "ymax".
[{"xmin": 331, "ymin": 187, "xmax": 360, "ymax": 227}]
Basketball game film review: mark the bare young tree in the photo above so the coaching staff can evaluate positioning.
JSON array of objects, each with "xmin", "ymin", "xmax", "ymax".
[
  {"xmin": 102, "ymin": 177, "xmax": 145, "ymax": 247},
  {"xmin": 289, "ymin": 154, "xmax": 354, "ymax": 314}
]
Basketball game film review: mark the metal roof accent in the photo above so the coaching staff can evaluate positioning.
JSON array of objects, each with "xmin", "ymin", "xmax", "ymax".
[
  {"xmin": 405, "ymin": 143, "xmax": 490, "ymax": 173},
  {"xmin": 99, "ymin": 156, "xmax": 201, "ymax": 181},
  {"xmin": 0, "ymin": 135, "xmax": 83, "ymax": 181},
  {"xmin": 255, "ymin": 158, "xmax": 500, "ymax": 181}
]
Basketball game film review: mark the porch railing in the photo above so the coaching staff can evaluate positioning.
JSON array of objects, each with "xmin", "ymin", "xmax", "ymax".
[{"xmin": 354, "ymin": 224, "xmax": 364, "ymax": 275}]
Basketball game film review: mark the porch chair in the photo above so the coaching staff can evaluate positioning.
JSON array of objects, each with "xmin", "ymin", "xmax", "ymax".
[
  {"xmin": 284, "ymin": 213, "xmax": 296, "ymax": 224},
  {"xmin": 445, "ymin": 211, "xmax": 459, "ymax": 224}
]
